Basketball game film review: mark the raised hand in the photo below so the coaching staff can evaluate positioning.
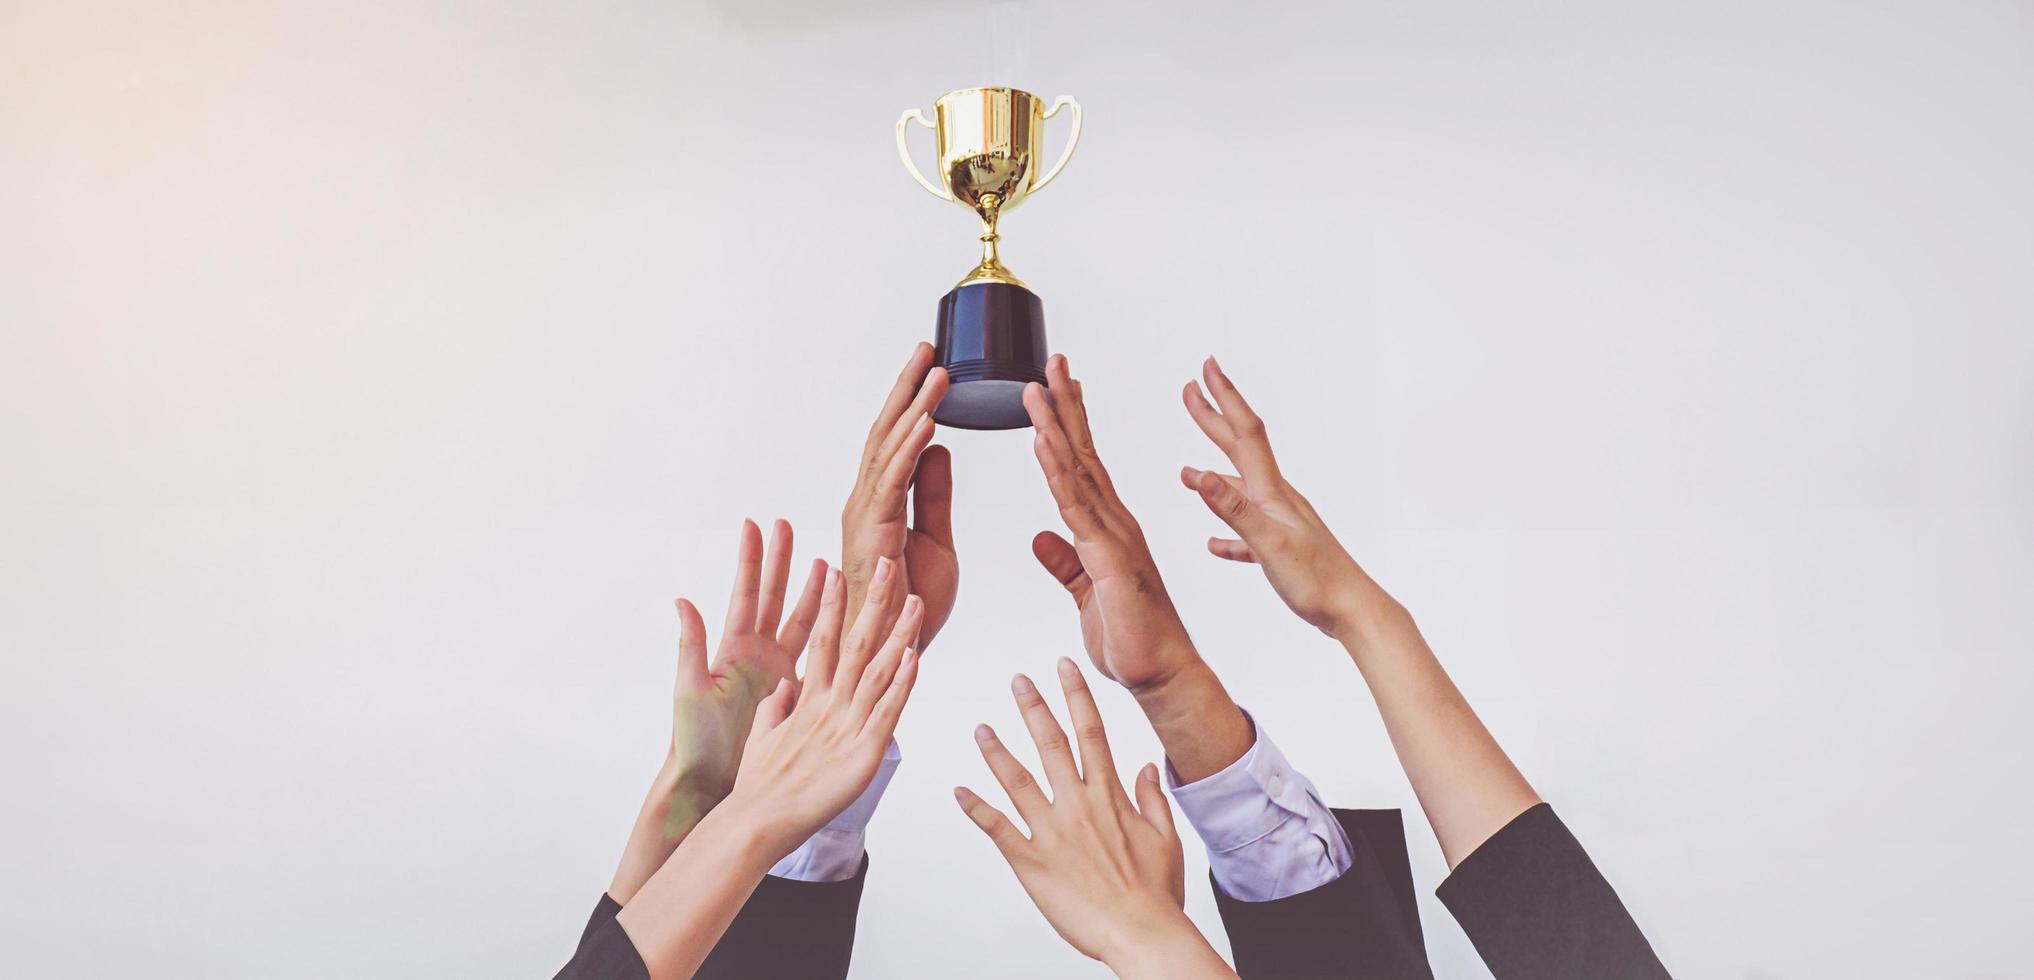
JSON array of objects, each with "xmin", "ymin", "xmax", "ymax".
[
  {"xmin": 956, "ymin": 659, "xmax": 1237, "ymax": 980},
  {"xmin": 1024, "ymin": 354, "xmax": 1251, "ymax": 782},
  {"xmin": 609, "ymin": 518, "xmax": 826, "ymax": 904},
  {"xmin": 1183, "ymin": 356, "xmax": 1540, "ymax": 869},
  {"xmin": 616, "ymin": 559, "xmax": 924, "ymax": 979},
  {"xmin": 664, "ymin": 518, "xmax": 827, "ymax": 832},
  {"xmin": 1022, "ymin": 355, "xmax": 1197, "ymax": 693},
  {"xmin": 842, "ymin": 342, "xmax": 958, "ymax": 650},
  {"xmin": 602, "ymin": 520, "xmax": 825, "ymax": 902},
  {"xmin": 722, "ymin": 555, "xmax": 925, "ymax": 851},
  {"xmin": 1180, "ymin": 357, "xmax": 1399, "ymax": 640}
]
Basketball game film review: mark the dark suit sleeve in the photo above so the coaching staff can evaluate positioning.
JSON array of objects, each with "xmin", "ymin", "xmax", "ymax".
[
  {"xmin": 554, "ymin": 858, "xmax": 869, "ymax": 980},
  {"xmin": 1209, "ymin": 808, "xmax": 1436, "ymax": 980},
  {"xmin": 693, "ymin": 856, "xmax": 868, "ymax": 980},
  {"xmin": 554, "ymin": 894, "xmax": 649, "ymax": 980},
  {"xmin": 1437, "ymin": 803, "xmax": 1669, "ymax": 980}
]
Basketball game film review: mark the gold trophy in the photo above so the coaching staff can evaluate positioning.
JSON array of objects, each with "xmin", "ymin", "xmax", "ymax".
[{"xmin": 897, "ymin": 87, "xmax": 1082, "ymax": 429}]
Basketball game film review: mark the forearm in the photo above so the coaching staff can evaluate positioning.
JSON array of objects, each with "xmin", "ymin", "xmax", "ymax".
[
  {"xmin": 615, "ymin": 801, "xmax": 784, "ymax": 980},
  {"xmin": 1334, "ymin": 594, "xmax": 1539, "ymax": 869},
  {"xmin": 609, "ymin": 759, "xmax": 729, "ymax": 904},
  {"xmin": 1131, "ymin": 652, "xmax": 1254, "ymax": 784}
]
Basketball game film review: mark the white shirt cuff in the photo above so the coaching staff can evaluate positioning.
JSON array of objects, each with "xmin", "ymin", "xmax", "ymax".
[
  {"xmin": 1166, "ymin": 711, "xmax": 1354, "ymax": 901},
  {"xmin": 767, "ymin": 739, "xmax": 902, "ymax": 882}
]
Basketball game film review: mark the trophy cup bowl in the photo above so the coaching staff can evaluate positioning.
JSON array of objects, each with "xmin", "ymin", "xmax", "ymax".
[{"xmin": 897, "ymin": 87, "xmax": 1082, "ymax": 429}]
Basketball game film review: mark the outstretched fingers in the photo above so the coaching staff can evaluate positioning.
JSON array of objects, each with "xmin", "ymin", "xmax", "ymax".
[
  {"xmin": 847, "ymin": 597, "xmax": 922, "ymax": 720},
  {"xmin": 973, "ymin": 723, "xmax": 1051, "ymax": 820},
  {"xmin": 834, "ymin": 556, "xmax": 899, "ymax": 686},
  {"xmin": 1044, "ymin": 354, "xmax": 1103, "ymax": 472},
  {"xmin": 1196, "ymin": 357, "xmax": 1281, "ymax": 483},
  {"xmin": 863, "ymin": 343, "xmax": 936, "ymax": 462},
  {"xmin": 872, "ymin": 368, "xmax": 950, "ymax": 495},
  {"xmin": 1055, "ymin": 657, "xmax": 1120, "ymax": 794},
  {"xmin": 954, "ymin": 785, "xmax": 1028, "ymax": 860},
  {"xmin": 777, "ymin": 558, "xmax": 828, "ymax": 655},
  {"xmin": 1026, "ymin": 385, "xmax": 1107, "ymax": 538},
  {"xmin": 723, "ymin": 519, "xmax": 764, "ymax": 639},
  {"xmin": 755, "ymin": 519, "xmax": 794, "ymax": 634},
  {"xmin": 861, "ymin": 646, "xmax": 919, "ymax": 740},
  {"xmin": 798, "ymin": 568, "xmax": 847, "ymax": 706},
  {"xmin": 1011, "ymin": 672, "xmax": 1082, "ymax": 793},
  {"xmin": 876, "ymin": 412, "xmax": 938, "ymax": 503}
]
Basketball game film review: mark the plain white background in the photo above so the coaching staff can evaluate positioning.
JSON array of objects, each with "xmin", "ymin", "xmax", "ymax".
[{"xmin": 4, "ymin": 1, "xmax": 2031, "ymax": 976}]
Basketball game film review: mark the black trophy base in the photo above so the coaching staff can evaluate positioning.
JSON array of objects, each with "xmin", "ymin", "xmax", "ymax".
[{"xmin": 931, "ymin": 281, "xmax": 1048, "ymax": 430}]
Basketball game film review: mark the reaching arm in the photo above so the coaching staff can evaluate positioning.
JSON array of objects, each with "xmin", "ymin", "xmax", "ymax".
[
  {"xmin": 615, "ymin": 561, "xmax": 924, "ymax": 979},
  {"xmin": 1022, "ymin": 354, "xmax": 1369, "ymax": 916},
  {"xmin": 1019, "ymin": 354, "xmax": 1253, "ymax": 783},
  {"xmin": 1178, "ymin": 355, "xmax": 1539, "ymax": 867},
  {"xmin": 956, "ymin": 657, "xmax": 1237, "ymax": 980},
  {"xmin": 608, "ymin": 518, "xmax": 828, "ymax": 904}
]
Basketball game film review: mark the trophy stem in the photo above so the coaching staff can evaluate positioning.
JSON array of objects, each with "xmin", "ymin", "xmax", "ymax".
[{"xmin": 957, "ymin": 193, "xmax": 1028, "ymax": 290}]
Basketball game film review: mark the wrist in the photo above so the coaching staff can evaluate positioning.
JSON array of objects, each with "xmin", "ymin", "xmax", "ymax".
[
  {"xmin": 687, "ymin": 794, "xmax": 791, "ymax": 874},
  {"xmin": 1131, "ymin": 659, "xmax": 1252, "ymax": 784},
  {"xmin": 1098, "ymin": 907, "xmax": 1219, "ymax": 978},
  {"xmin": 1327, "ymin": 588, "xmax": 1414, "ymax": 655}
]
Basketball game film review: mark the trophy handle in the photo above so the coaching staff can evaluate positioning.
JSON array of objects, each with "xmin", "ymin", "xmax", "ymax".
[
  {"xmin": 1029, "ymin": 96, "xmax": 1083, "ymax": 195},
  {"xmin": 895, "ymin": 108, "xmax": 953, "ymax": 202}
]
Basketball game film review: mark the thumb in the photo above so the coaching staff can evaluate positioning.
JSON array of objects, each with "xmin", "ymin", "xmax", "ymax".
[
  {"xmin": 1030, "ymin": 530, "xmax": 1093, "ymax": 605},
  {"xmin": 910, "ymin": 444, "xmax": 955, "ymax": 550},
  {"xmin": 1188, "ymin": 468, "xmax": 1268, "ymax": 540},
  {"xmin": 1133, "ymin": 762, "xmax": 1178, "ymax": 839},
  {"xmin": 745, "ymin": 678, "xmax": 795, "ymax": 753}
]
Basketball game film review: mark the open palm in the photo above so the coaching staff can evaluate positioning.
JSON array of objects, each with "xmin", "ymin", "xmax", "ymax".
[{"xmin": 666, "ymin": 519, "xmax": 826, "ymax": 834}]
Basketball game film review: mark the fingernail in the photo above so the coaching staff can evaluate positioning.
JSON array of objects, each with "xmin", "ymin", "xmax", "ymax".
[
  {"xmin": 874, "ymin": 556, "xmax": 893, "ymax": 583},
  {"xmin": 1208, "ymin": 355, "xmax": 1223, "ymax": 373},
  {"xmin": 904, "ymin": 594, "xmax": 922, "ymax": 615},
  {"xmin": 974, "ymin": 723, "xmax": 994, "ymax": 742},
  {"xmin": 1011, "ymin": 673, "xmax": 1035, "ymax": 696},
  {"xmin": 953, "ymin": 786, "xmax": 970, "ymax": 803},
  {"xmin": 1056, "ymin": 657, "xmax": 1078, "ymax": 678},
  {"xmin": 1141, "ymin": 762, "xmax": 1160, "ymax": 783}
]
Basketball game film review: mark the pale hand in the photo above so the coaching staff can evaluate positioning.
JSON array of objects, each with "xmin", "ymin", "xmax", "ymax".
[
  {"xmin": 957, "ymin": 659, "xmax": 1233, "ymax": 979},
  {"xmin": 1181, "ymin": 356, "xmax": 1391, "ymax": 640},
  {"xmin": 664, "ymin": 518, "xmax": 829, "ymax": 832},
  {"xmin": 725, "ymin": 554, "xmax": 924, "ymax": 853},
  {"xmin": 609, "ymin": 517, "xmax": 827, "ymax": 904}
]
